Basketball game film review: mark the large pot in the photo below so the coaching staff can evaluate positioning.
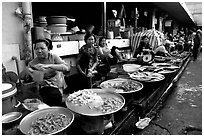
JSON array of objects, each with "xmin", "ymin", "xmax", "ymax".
[
  {"xmin": 46, "ymin": 16, "xmax": 67, "ymax": 25},
  {"xmin": 47, "ymin": 24, "xmax": 67, "ymax": 33},
  {"xmin": 2, "ymin": 82, "xmax": 17, "ymax": 114}
]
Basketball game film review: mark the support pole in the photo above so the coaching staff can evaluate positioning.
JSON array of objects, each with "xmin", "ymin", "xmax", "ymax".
[
  {"xmin": 22, "ymin": 2, "xmax": 33, "ymax": 65},
  {"xmin": 103, "ymin": 2, "xmax": 106, "ymax": 37}
]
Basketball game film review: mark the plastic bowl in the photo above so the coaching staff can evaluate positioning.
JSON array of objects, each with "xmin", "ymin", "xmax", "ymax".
[
  {"xmin": 2, "ymin": 112, "xmax": 22, "ymax": 129},
  {"xmin": 123, "ymin": 64, "xmax": 141, "ymax": 73}
]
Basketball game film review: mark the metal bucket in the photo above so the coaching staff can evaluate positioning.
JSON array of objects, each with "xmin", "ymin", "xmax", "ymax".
[
  {"xmin": 47, "ymin": 24, "xmax": 67, "ymax": 33},
  {"xmin": 2, "ymin": 82, "xmax": 17, "ymax": 115}
]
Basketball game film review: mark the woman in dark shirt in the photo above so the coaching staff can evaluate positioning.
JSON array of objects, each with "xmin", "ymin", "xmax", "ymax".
[
  {"xmin": 64, "ymin": 33, "xmax": 99, "ymax": 94},
  {"xmin": 77, "ymin": 33, "xmax": 99, "ymax": 77},
  {"xmin": 134, "ymin": 35, "xmax": 153, "ymax": 57},
  {"xmin": 134, "ymin": 35, "xmax": 155, "ymax": 64},
  {"xmin": 136, "ymin": 35, "xmax": 152, "ymax": 56}
]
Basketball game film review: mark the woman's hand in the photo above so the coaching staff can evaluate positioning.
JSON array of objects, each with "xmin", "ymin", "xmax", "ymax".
[
  {"xmin": 34, "ymin": 64, "xmax": 51, "ymax": 71},
  {"xmin": 87, "ymin": 69, "xmax": 97, "ymax": 77},
  {"xmin": 87, "ymin": 72, "xmax": 94, "ymax": 77},
  {"xmin": 109, "ymin": 54, "xmax": 113, "ymax": 58}
]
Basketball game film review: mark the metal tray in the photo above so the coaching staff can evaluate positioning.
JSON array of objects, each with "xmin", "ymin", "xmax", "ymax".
[
  {"xmin": 22, "ymin": 98, "xmax": 46, "ymax": 111},
  {"xmin": 152, "ymin": 63, "xmax": 179, "ymax": 74},
  {"xmin": 19, "ymin": 107, "xmax": 74, "ymax": 135},
  {"xmin": 129, "ymin": 72, "xmax": 165, "ymax": 82},
  {"xmin": 65, "ymin": 88, "xmax": 125, "ymax": 116},
  {"xmin": 100, "ymin": 78, "xmax": 143, "ymax": 94},
  {"xmin": 157, "ymin": 69, "xmax": 177, "ymax": 74}
]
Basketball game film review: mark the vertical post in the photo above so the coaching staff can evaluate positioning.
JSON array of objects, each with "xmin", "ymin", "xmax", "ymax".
[
  {"xmin": 22, "ymin": 2, "xmax": 33, "ymax": 65},
  {"xmin": 151, "ymin": 9, "xmax": 156, "ymax": 30},
  {"xmin": 134, "ymin": 8, "xmax": 138, "ymax": 33},
  {"xmin": 159, "ymin": 17, "xmax": 163, "ymax": 32},
  {"xmin": 103, "ymin": 2, "xmax": 106, "ymax": 37}
]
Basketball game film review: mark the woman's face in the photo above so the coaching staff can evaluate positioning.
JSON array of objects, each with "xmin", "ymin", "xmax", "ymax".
[
  {"xmin": 86, "ymin": 35, "xmax": 95, "ymax": 46},
  {"xmin": 100, "ymin": 38, "xmax": 106, "ymax": 47},
  {"xmin": 34, "ymin": 42, "xmax": 49, "ymax": 58}
]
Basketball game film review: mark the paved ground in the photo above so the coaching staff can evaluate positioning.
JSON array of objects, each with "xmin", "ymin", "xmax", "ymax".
[{"xmin": 135, "ymin": 53, "xmax": 202, "ymax": 135}]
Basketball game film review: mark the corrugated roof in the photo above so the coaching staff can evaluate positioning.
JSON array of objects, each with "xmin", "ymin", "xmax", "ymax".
[{"xmin": 185, "ymin": 2, "xmax": 202, "ymax": 26}]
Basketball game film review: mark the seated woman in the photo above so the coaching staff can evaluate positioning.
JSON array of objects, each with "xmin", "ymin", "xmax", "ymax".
[
  {"xmin": 154, "ymin": 45, "xmax": 171, "ymax": 57},
  {"xmin": 154, "ymin": 39, "xmax": 172, "ymax": 57},
  {"xmin": 64, "ymin": 33, "xmax": 105, "ymax": 134},
  {"xmin": 98, "ymin": 37, "xmax": 125, "ymax": 65},
  {"xmin": 64, "ymin": 33, "xmax": 100, "ymax": 95},
  {"xmin": 27, "ymin": 38, "xmax": 70, "ymax": 106},
  {"xmin": 134, "ymin": 35, "xmax": 153, "ymax": 57},
  {"xmin": 134, "ymin": 35, "xmax": 154, "ymax": 64}
]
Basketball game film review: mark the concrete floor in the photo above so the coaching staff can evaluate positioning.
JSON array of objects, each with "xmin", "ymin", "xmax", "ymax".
[{"xmin": 135, "ymin": 53, "xmax": 202, "ymax": 135}]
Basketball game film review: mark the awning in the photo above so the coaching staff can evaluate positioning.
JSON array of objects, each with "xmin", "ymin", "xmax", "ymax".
[{"xmin": 152, "ymin": 2, "xmax": 195, "ymax": 26}]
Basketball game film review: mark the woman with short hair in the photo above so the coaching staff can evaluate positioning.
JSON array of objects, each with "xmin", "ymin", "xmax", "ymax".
[{"xmin": 27, "ymin": 38, "xmax": 70, "ymax": 106}]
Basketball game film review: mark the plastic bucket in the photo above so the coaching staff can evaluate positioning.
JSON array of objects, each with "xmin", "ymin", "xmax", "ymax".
[{"xmin": 107, "ymin": 30, "xmax": 114, "ymax": 39}]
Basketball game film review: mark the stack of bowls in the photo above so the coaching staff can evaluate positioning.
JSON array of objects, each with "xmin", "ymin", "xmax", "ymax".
[{"xmin": 46, "ymin": 16, "xmax": 67, "ymax": 33}]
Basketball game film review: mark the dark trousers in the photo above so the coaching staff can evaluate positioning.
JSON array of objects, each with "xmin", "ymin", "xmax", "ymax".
[
  {"xmin": 193, "ymin": 44, "xmax": 200, "ymax": 60},
  {"xmin": 39, "ymin": 86, "xmax": 63, "ymax": 106},
  {"xmin": 63, "ymin": 73, "xmax": 91, "ymax": 95}
]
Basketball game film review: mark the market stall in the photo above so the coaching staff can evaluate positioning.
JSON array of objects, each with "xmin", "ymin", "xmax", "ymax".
[
  {"xmin": 2, "ymin": 50, "xmax": 191, "ymax": 135},
  {"xmin": 2, "ymin": 2, "xmax": 197, "ymax": 135},
  {"xmin": 130, "ymin": 29, "xmax": 165, "ymax": 57}
]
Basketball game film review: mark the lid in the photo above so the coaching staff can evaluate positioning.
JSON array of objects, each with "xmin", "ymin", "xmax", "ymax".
[
  {"xmin": 47, "ymin": 24, "xmax": 67, "ymax": 27},
  {"xmin": 2, "ymin": 83, "xmax": 17, "ymax": 99}
]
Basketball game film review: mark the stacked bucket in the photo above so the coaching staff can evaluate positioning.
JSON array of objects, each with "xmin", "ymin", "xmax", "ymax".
[{"xmin": 46, "ymin": 16, "xmax": 67, "ymax": 34}]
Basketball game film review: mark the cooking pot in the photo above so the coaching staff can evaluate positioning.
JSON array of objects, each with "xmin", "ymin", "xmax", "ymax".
[
  {"xmin": 2, "ymin": 82, "xmax": 18, "ymax": 114},
  {"xmin": 47, "ymin": 24, "xmax": 67, "ymax": 33},
  {"xmin": 38, "ymin": 22, "xmax": 47, "ymax": 28},
  {"xmin": 46, "ymin": 16, "xmax": 67, "ymax": 25}
]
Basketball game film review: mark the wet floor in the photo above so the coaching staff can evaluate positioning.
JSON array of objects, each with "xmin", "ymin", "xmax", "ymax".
[{"xmin": 135, "ymin": 53, "xmax": 202, "ymax": 135}]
